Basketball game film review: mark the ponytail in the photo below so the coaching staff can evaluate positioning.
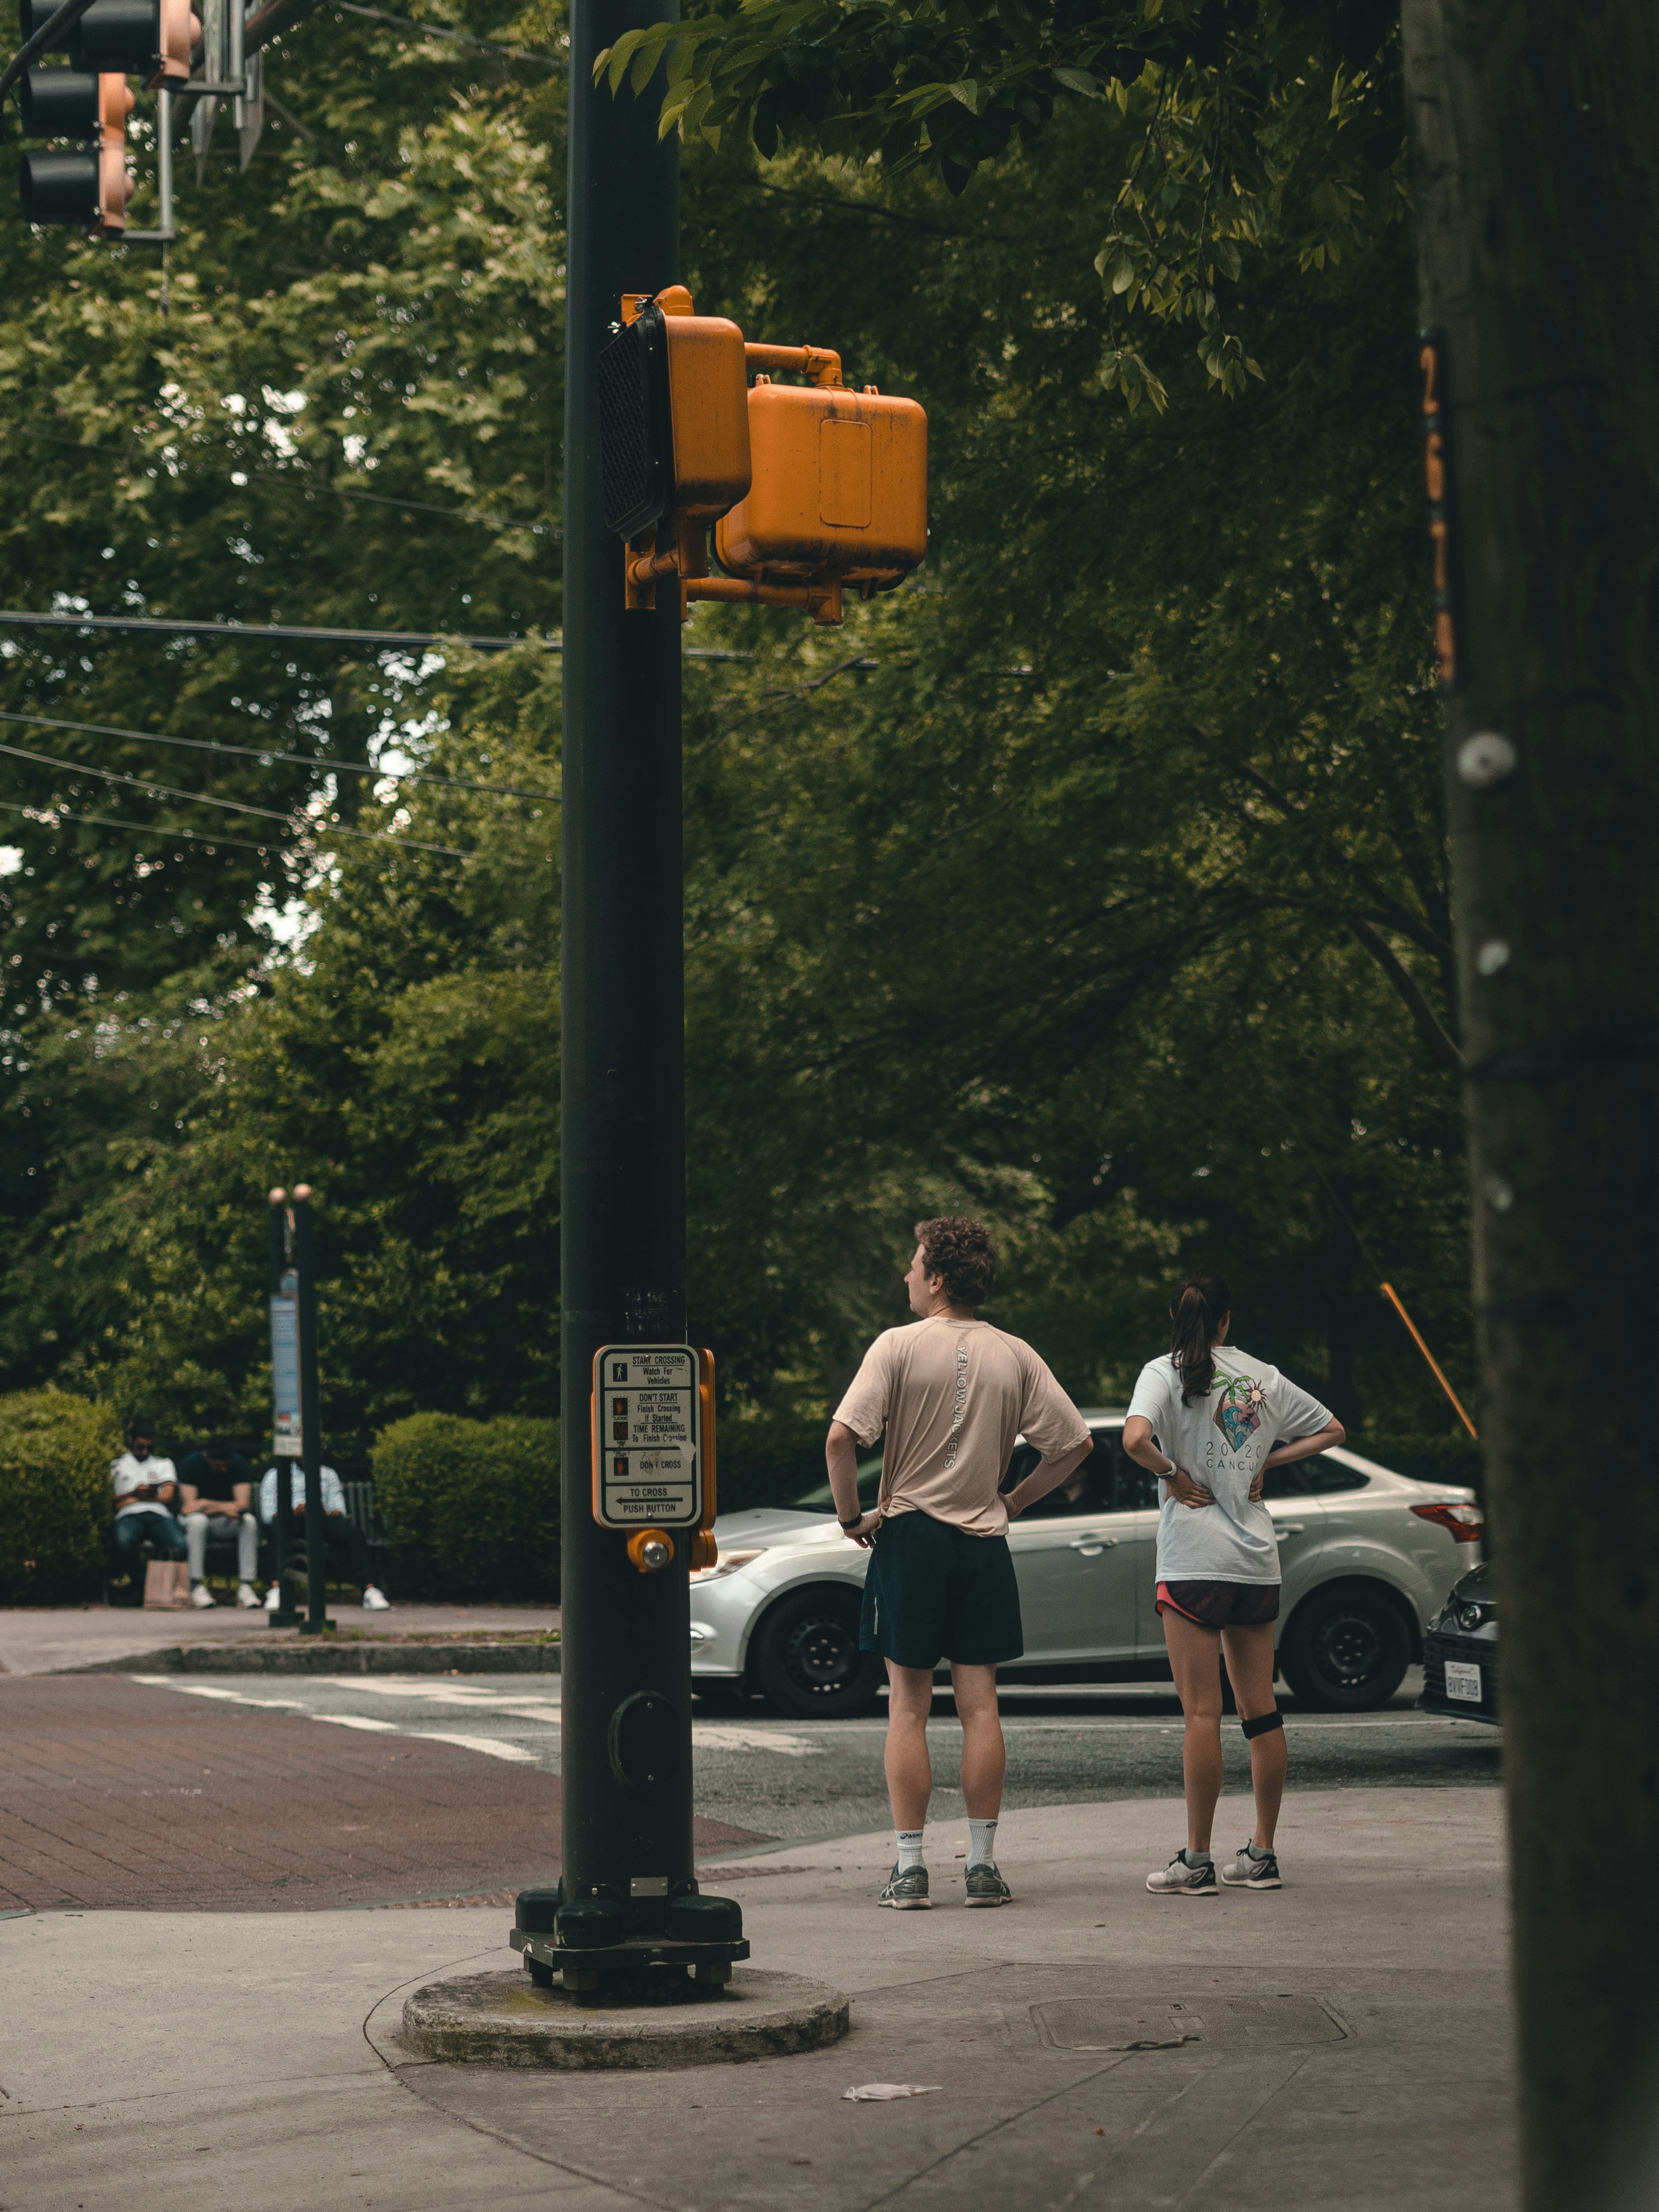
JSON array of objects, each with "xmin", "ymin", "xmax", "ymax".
[{"xmin": 1169, "ymin": 1272, "xmax": 1231, "ymax": 1405}]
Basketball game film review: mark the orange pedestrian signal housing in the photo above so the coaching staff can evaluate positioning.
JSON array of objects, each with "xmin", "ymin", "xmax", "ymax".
[
  {"xmin": 717, "ymin": 381, "xmax": 927, "ymax": 596},
  {"xmin": 598, "ymin": 287, "xmax": 926, "ymax": 628}
]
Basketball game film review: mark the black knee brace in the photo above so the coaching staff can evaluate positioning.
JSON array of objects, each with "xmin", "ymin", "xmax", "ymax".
[{"xmin": 1240, "ymin": 1708, "xmax": 1283, "ymax": 1740}]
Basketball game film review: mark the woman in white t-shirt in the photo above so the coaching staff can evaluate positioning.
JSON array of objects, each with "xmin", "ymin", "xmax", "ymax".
[{"xmin": 1123, "ymin": 1271, "xmax": 1344, "ymax": 1896}]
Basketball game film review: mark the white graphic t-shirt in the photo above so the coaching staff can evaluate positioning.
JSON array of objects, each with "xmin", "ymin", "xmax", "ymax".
[
  {"xmin": 111, "ymin": 1451, "xmax": 179, "ymax": 1518},
  {"xmin": 1127, "ymin": 1347, "xmax": 1333, "ymax": 1585}
]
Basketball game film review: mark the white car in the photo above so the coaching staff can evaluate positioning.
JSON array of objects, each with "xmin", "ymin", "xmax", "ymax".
[{"xmin": 690, "ymin": 1412, "xmax": 1484, "ymax": 1717}]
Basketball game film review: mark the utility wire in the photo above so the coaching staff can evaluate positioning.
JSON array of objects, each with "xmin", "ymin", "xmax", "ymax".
[
  {"xmin": 0, "ymin": 736, "xmax": 468, "ymax": 856},
  {"xmin": 0, "ymin": 706, "xmax": 554, "ymax": 801},
  {"xmin": 0, "ymin": 609, "xmax": 753, "ymax": 660},
  {"xmin": 0, "ymin": 608, "xmax": 539, "ymax": 653},
  {"xmin": 3, "ymin": 796, "xmax": 294, "ymax": 859},
  {"xmin": 5, "ymin": 427, "xmax": 557, "ymax": 537}
]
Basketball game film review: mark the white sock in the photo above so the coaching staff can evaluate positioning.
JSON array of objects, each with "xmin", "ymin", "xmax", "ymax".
[
  {"xmin": 896, "ymin": 1828, "xmax": 925, "ymax": 1872},
  {"xmin": 968, "ymin": 1817, "xmax": 998, "ymax": 1867}
]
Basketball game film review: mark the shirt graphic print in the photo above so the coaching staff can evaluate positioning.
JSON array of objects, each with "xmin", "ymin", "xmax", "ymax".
[{"xmin": 1127, "ymin": 1346, "xmax": 1333, "ymax": 1585}]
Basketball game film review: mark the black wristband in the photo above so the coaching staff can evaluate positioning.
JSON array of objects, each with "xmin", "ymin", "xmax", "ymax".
[{"xmin": 839, "ymin": 1513, "xmax": 866, "ymax": 1528}]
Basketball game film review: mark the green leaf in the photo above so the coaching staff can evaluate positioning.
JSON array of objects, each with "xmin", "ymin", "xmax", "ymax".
[{"xmin": 1051, "ymin": 67, "xmax": 1100, "ymax": 97}]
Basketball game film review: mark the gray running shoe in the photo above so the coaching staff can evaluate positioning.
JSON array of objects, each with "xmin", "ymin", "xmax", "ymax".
[
  {"xmin": 1145, "ymin": 1848, "xmax": 1218, "ymax": 1897},
  {"xmin": 963, "ymin": 1861, "xmax": 1012, "ymax": 1908},
  {"xmin": 879, "ymin": 1862, "xmax": 931, "ymax": 1909},
  {"xmin": 1220, "ymin": 1841, "xmax": 1283, "ymax": 1890}
]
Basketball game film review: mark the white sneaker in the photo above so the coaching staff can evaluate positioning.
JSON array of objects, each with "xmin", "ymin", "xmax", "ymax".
[
  {"xmin": 189, "ymin": 1583, "xmax": 217, "ymax": 1609},
  {"xmin": 263, "ymin": 1584, "xmax": 282, "ymax": 1612},
  {"xmin": 361, "ymin": 1586, "xmax": 391, "ymax": 1611},
  {"xmin": 236, "ymin": 1583, "xmax": 261, "ymax": 1609}
]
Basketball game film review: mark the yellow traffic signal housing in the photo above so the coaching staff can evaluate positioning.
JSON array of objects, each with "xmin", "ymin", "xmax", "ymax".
[
  {"xmin": 716, "ymin": 379, "xmax": 927, "ymax": 597},
  {"xmin": 602, "ymin": 293, "xmax": 927, "ymax": 628}
]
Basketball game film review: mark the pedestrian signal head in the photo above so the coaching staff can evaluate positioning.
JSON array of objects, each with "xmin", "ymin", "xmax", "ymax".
[
  {"xmin": 715, "ymin": 379, "xmax": 927, "ymax": 597},
  {"xmin": 599, "ymin": 291, "xmax": 927, "ymax": 628},
  {"xmin": 598, "ymin": 285, "xmax": 750, "ymax": 541}
]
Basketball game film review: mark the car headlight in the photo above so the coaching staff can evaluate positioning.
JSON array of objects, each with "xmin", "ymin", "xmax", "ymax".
[
  {"xmin": 689, "ymin": 1548, "xmax": 764, "ymax": 1585},
  {"xmin": 1456, "ymin": 1601, "xmax": 1491, "ymax": 1632}
]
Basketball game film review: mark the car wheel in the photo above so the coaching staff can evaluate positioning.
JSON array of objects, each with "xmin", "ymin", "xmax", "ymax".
[
  {"xmin": 753, "ymin": 1587, "xmax": 884, "ymax": 1719},
  {"xmin": 1280, "ymin": 1580, "xmax": 1412, "ymax": 1711}
]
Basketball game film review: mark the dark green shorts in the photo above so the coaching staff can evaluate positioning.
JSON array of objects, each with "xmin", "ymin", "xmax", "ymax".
[{"xmin": 859, "ymin": 1509, "xmax": 1024, "ymax": 1670}]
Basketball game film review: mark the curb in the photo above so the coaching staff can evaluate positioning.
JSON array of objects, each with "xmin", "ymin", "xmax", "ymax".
[
  {"xmin": 62, "ymin": 1639, "xmax": 562, "ymax": 1676},
  {"xmin": 398, "ymin": 1965, "xmax": 850, "ymax": 2070}
]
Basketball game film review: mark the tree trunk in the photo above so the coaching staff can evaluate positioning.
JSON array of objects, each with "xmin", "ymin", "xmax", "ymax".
[{"xmin": 1400, "ymin": 6, "xmax": 1659, "ymax": 2206}]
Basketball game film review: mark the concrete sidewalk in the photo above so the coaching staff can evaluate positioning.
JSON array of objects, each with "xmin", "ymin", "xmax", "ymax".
[
  {"xmin": 0, "ymin": 1786, "xmax": 1514, "ymax": 2211},
  {"xmin": 0, "ymin": 1603, "xmax": 561, "ymax": 1678}
]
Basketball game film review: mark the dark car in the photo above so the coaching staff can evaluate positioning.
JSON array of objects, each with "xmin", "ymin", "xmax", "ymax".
[{"xmin": 1420, "ymin": 1560, "xmax": 1499, "ymax": 1723}]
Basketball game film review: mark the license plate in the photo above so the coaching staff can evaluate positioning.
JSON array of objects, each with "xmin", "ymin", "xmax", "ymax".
[{"xmin": 1445, "ymin": 1660, "xmax": 1483, "ymax": 1703}]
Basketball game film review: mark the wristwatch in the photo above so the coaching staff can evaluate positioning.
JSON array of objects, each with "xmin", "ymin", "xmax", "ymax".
[{"xmin": 839, "ymin": 1513, "xmax": 866, "ymax": 1528}]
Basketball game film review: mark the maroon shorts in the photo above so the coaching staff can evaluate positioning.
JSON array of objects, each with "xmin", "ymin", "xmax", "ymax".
[{"xmin": 1156, "ymin": 1579, "xmax": 1281, "ymax": 1630}]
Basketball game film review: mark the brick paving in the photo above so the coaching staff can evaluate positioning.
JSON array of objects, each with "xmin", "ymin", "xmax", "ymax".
[{"xmin": 0, "ymin": 1675, "xmax": 767, "ymax": 1912}]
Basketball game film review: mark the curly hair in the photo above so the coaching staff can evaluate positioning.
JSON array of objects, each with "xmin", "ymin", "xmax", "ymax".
[{"xmin": 914, "ymin": 1217, "xmax": 996, "ymax": 1308}]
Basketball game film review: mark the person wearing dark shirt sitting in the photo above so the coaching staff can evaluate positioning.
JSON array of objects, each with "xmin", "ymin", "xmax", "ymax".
[{"xmin": 177, "ymin": 1437, "xmax": 261, "ymax": 1610}]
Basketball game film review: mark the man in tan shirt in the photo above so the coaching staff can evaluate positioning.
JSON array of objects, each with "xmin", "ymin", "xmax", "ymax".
[{"xmin": 827, "ymin": 1217, "xmax": 1092, "ymax": 1909}]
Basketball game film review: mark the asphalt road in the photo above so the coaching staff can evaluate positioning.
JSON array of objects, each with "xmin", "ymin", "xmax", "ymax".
[{"xmin": 128, "ymin": 1669, "xmax": 1502, "ymax": 1855}]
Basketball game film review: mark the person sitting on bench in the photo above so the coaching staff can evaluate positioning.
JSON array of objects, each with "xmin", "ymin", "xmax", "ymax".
[
  {"xmin": 109, "ymin": 1417, "xmax": 187, "ymax": 1577},
  {"xmin": 177, "ymin": 1437, "xmax": 261, "ymax": 1610},
  {"xmin": 259, "ymin": 1461, "xmax": 391, "ymax": 1612}
]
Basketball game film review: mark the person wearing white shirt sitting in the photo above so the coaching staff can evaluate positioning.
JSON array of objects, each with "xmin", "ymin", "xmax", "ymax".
[
  {"xmin": 259, "ymin": 1462, "xmax": 391, "ymax": 1611},
  {"xmin": 109, "ymin": 1417, "xmax": 188, "ymax": 1576}
]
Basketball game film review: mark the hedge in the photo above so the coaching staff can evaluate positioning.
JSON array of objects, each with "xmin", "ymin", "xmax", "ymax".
[
  {"xmin": 0, "ymin": 1390, "xmax": 124, "ymax": 1603},
  {"xmin": 1359, "ymin": 1429, "xmax": 1485, "ymax": 1507},
  {"xmin": 713, "ymin": 1410, "xmax": 828, "ymax": 1514},
  {"xmin": 371, "ymin": 1412, "xmax": 559, "ymax": 1601}
]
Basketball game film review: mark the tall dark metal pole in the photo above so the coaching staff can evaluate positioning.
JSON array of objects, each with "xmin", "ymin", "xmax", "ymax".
[
  {"xmin": 291, "ymin": 1183, "xmax": 333, "ymax": 1636},
  {"xmin": 556, "ymin": 0, "xmax": 701, "ymax": 1942}
]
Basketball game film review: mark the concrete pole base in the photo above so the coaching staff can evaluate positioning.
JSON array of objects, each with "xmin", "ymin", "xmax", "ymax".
[{"xmin": 399, "ymin": 1965, "xmax": 850, "ymax": 2070}]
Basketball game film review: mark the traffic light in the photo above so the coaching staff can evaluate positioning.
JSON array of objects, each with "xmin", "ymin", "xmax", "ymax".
[
  {"xmin": 18, "ymin": 0, "xmax": 195, "ymax": 84},
  {"xmin": 17, "ymin": 66, "xmax": 133, "ymax": 234},
  {"xmin": 599, "ymin": 287, "xmax": 927, "ymax": 628}
]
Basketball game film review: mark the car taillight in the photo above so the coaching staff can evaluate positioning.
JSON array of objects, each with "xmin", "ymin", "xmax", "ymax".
[{"xmin": 1411, "ymin": 1501, "xmax": 1484, "ymax": 1543}]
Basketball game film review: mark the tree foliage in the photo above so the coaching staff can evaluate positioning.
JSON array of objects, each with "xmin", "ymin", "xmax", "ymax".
[
  {"xmin": 0, "ymin": 8, "xmax": 1475, "ymax": 1478},
  {"xmin": 599, "ymin": 0, "xmax": 1406, "ymax": 408}
]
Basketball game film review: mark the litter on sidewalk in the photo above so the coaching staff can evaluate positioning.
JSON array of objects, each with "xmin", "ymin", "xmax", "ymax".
[{"xmin": 843, "ymin": 2083, "xmax": 943, "ymax": 2101}]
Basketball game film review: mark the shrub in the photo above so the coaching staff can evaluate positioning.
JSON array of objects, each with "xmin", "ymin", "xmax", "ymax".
[
  {"xmin": 371, "ymin": 1412, "xmax": 558, "ymax": 1601},
  {"xmin": 1360, "ymin": 1429, "xmax": 1486, "ymax": 1507},
  {"xmin": 0, "ymin": 1390, "xmax": 124, "ymax": 1603},
  {"xmin": 714, "ymin": 1408, "xmax": 830, "ymax": 1514}
]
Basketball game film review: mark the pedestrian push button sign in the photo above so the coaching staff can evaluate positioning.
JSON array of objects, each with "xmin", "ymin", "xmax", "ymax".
[{"xmin": 591, "ymin": 1344, "xmax": 702, "ymax": 1531}]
